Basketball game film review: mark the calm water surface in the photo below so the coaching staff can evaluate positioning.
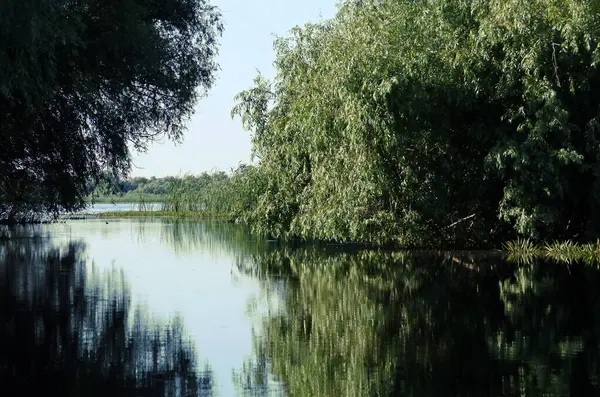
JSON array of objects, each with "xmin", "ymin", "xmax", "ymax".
[{"xmin": 1, "ymin": 218, "xmax": 599, "ymax": 396}]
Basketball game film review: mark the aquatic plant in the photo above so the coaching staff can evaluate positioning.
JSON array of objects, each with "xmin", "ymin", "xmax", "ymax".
[
  {"xmin": 504, "ymin": 239, "xmax": 600, "ymax": 266},
  {"xmin": 503, "ymin": 238, "xmax": 538, "ymax": 255}
]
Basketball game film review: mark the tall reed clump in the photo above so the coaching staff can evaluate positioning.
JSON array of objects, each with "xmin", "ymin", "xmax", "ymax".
[
  {"xmin": 503, "ymin": 238, "xmax": 540, "ymax": 265},
  {"xmin": 543, "ymin": 240, "xmax": 600, "ymax": 264},
  {"xmin": 162, "ymin": 174, "xmax": 205, "ymax": 212},
  {"xmin": 503, "ymin": 238, "xmax": 539, "ymax": 255},
  {"xmin": 211, "ymin": 165, "xmax": 266, "ymax": 223},
  {"xmin": 134, "ymin": 191, "xmax": 151, "ymax": 211},
  {"xmin": 158, "ymin": 166, "xmax": 266, "ymax": 221}
]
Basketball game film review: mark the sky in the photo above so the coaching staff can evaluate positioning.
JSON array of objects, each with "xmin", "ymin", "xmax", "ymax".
[{"xmin": 130, "ymin": 0, "xmax": 339, "ymax": 177}]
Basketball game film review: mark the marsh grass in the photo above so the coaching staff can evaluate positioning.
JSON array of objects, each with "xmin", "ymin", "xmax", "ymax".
[
  {"xmin": 502, "ymin": 238, "xmax": 537, "ymax": 265},
  {"xmin": 504, "ymin": 238, "xmax": 600, "ymax": 265},
  {"xmin": 96, "ymin": 210, "xmax": 228, "ymax": 219},
  {"xmin": 89, "ymin": 194, "xmax": 165, "ymax": 204},
  {"xmin": 503, "ymin": 238, "xmax": 539, "ymax": 255},
  {"xmin": 160, "ymin": 172, "xmax": 243, "ymax": 216},
  {"xmin": 162, "ymin": 175, "xmax": 206, "ymax": 212},
  {"xmin": 133, "ymin": 192, "xmax": 153, "ymax": 211},
  {"xmin": 542, "ymin": 240, "xmax": 600, "ymax": 264}
]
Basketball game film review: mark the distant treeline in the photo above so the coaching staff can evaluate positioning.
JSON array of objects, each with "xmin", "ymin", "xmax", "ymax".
[
  {"xmin": 87, "ymin": 166, "xmax": 264, "ymax": 222},
  {"xmin": 88, "ymin": 171, "xmax": 229, "ymax": 200}
]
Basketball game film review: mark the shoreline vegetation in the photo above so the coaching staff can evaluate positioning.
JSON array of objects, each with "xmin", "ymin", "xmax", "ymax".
[
  {"xmin": 87, "ymin": 195, "xmax": 166, "ymax": 204},
  {"xmin": 5, "ymin": 180, "xmax": 600, "ymax": 265},
  {"xmin": 503, "ymin": 238, "xmax": 600, "ymax": 265},
  {"xmin": 5, "ymin": 0, "xmax": 600, "ymax": 255},
  {"xmin": 80, "ymin": 210, "xmax": 228, "ymax": 219},
  {"xmin": 6, "ymin": 207, "xmax": 600, "ymax": 266},
  {"xmin": 52, "ymin": 164, "xmax": 600, "ymax": 266}
]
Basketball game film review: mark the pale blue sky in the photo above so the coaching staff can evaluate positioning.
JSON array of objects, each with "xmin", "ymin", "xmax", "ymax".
[{"xmin": 130, "ymin": 0, "xmax": 338, "ymax": 177}]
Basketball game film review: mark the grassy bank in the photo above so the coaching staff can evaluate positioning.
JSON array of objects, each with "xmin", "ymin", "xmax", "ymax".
[
  {"xmin": 93, "ymin": 210, "xmax": 229, "ymax": 219},
  {"xmin": 87, "ymin": 194, "xmax": 166, "ymax": 204}
]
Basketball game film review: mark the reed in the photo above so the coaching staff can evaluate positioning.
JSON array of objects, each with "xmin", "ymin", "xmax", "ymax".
[
  {"xmin": 503, "ymin": 238, "xmax": 539, "ymax": 255},
  {"xmin": 503, "ymin": 238, "xmax": 600, "ymax": 265},
  {"xmin": 89, "ymin": 194, "xmax": 165, "ymax": 204},
  {"xmin": 96, "ymin": 210, "xmax": 228, "ymax": 218}
]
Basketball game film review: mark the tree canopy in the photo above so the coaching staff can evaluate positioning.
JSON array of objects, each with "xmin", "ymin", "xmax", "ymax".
[
  {"xmin": 0, "ymin": 0, "xmax": 222, "ymax": 222},
  {"xmin": 232, "ymin": 0, "xmax": 600, "ymax": 247}
]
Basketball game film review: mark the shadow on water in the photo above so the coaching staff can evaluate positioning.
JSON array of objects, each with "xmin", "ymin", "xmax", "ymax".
[
  {"xmin": 0, "ymin": 237, "xmax": 215, "ymax": 397},
  {"xmin": 236, "ymin": 247, "xmax": 600, "ymax": 397}
]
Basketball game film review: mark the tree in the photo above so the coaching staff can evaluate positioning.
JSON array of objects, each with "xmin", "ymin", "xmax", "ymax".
[
  {"xmin": 0, "ymin": 0, "xmax": 223, "ymax": 222},
  {"xmin": 232, "ymin": 0, "xmax": 600, "ymax": 246}
]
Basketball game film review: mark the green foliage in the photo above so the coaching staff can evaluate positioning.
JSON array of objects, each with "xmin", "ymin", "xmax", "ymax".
[
  {"xmin": 231, "ymin": 0, "xmax": 600, "ymax": 247},
  {"xmin": 504, "ymin": 238, "xmax": 539, "ymax": 254},
  {"xmin": 504, "ymin": 238, "xmax": 600, "ymax": 264},
  {"xmin": 544, "ymin": 239, "xmax": 600, "ymax": 264},
  {"xmin": 89, "ymin": 194, "xmax": 165, "ymax": 205},
  {"xmin": 0, "ymin": 0, "xmax": 223, "ymax": 223},
  {"xmin": 504, "ymin": 238, "xmax": 540, "ymax": 264},
  {"xmin": 87, "ymin": 174, "xmax": 196, "ymax": 203},
  {"xmin": 85, "ymin": 167, "xmax": 267, "ymax": 224},
  {"xmin": 94, "ymin": 209, "xmax": 224, "ymax": 218},
  {"xmin": 158, "ymin": 166, "xmax": 267, "ymax": 225},
  {"xmin": 162, "ymin": 171, "xmax": 229, "ymax": 212}
]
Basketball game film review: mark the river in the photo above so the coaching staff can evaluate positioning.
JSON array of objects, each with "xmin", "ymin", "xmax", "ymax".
[{"xmin": 1, "ymin": 218, "xmax": 599, "ymax": 396}]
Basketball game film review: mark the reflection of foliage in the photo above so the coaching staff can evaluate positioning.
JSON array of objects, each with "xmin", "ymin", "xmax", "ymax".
[
  {"xmin": 232, "ymin": 351, "xmax": 285, "ymax": 396},
  {"xmin": 154, "ymin": 219, "xmax": 277, "ymax": 278},
  {"xmin": 492, "ymin": 263, "xmax": 600, "ymax": 396},
  {"xmin": 0, "ymin": 239, "xmax": 214, "ymax": 396},
  {"xmin": 241, "ymin": 248, "xmax": 600, "ymax": 396}
]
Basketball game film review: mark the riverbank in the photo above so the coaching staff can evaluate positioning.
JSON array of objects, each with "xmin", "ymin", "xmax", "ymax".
[
  {"xmin": 7, "ymin": 207, "xmax": 600, "ymax": 266},
  {"xmin": 87, "ymin": 194, "xmax": 166, "ymax": 204},
  {"xmin": 73, "ymin": 210, "xmax": 229, "ymax": 220}
]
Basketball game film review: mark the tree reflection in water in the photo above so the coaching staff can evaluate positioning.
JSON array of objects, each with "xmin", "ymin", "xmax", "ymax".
[
  {"xmin": 239, "ymin": 248, "xmax": 600, "ymax": 397},
  {"xmin": 0, "ymin": 238, "xmax": 214, "ymax": 396},
  {"xmin": 6, "ymin": 220, "xmax": 600, "ymax": 397}
]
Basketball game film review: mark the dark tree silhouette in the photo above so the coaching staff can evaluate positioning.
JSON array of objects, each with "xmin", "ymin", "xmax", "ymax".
[{"xmin": 0, "ymin": 0, "xmax": 223, "ymax": 222}]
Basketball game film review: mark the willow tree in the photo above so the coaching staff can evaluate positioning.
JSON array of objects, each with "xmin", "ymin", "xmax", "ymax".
[
  {"xmin": 0, "ymin": 0, "xmax": 222, "ymax": 222},
  {"xmin": 233, "ymin": 0, "xmax": 600, "ymax": 246}
]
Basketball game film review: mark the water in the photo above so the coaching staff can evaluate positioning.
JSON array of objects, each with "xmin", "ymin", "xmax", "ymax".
[
  {"xmin": 1, "ymin": 219, "xmax": 600, "ymax": 396},
  {"xmin": 81, "ymin": 203, "xmax": 163, "ymax": 213}
]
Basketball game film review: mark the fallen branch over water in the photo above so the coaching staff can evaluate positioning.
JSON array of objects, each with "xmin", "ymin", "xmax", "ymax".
[{"xmin": 444, "ymin": 214, "xmax": 476, "ymax": 230}]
